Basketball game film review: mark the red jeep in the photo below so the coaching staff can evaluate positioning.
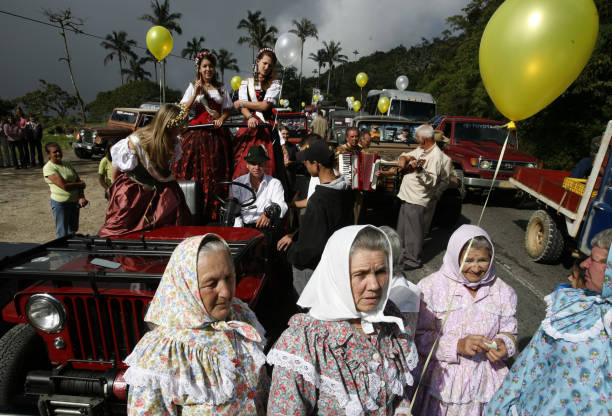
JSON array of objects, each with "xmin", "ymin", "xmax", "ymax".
[
  {"xmin": 0, "ymin": 225, "xmax": 277, "ymax": 415},
  {"xmin": 432, "ymin": 115, "xmax": 539, "ymax": 197}
]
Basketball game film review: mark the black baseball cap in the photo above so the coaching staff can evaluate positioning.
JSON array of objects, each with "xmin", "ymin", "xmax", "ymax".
[{"xmin": 296, "ymin": 140, "xmax": 334, "ymax": 165}]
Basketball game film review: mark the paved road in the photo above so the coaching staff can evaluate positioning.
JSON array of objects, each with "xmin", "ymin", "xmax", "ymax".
[{"xmin": 404, "ymin": 193, "xmax": 572, "ymax": 352}]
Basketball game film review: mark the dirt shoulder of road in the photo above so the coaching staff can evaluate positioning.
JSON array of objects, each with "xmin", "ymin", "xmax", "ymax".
[{"xmin": 0, "ymin": 152, "xmax": 107, "ymax": 243}]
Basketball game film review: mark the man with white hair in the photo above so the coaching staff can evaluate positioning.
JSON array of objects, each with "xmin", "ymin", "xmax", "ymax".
[{"xmin": 396, "ymin": 123, "xmax": 445, "ymax": 270}]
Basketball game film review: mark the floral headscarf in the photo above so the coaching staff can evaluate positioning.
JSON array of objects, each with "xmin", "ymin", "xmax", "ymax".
[{"xmin": 124, "ymin": 234, "xmax": 266, "ymax": 405}]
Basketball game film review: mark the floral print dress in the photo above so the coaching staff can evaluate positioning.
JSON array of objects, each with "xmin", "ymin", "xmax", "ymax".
[
  {"xmin": 266, "ymin": 303, "xmax": 418, "ymax": 416},
  {"xmin": 484, "ymin": 253, "xmax": 612, "ymax": 416},
  {"xmin": 123, "ymin": 235, "xmax": 269, "ymax": 415}
]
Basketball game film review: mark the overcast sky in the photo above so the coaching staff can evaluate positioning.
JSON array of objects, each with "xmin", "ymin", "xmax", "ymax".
[{"xmin": 1, "ymin": 0, "xmax": 468, "ymax": 103}]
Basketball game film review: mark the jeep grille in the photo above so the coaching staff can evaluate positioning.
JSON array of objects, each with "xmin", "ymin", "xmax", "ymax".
[
  {"xmin": 62, "ymin": 295, "xmax": 149, "ymax": 363},
  {"xmin": 480, "ymin": 159, "xmax": 533, "ymax": 172},
  {"xmin": 80, "ymin": 130, "xmax": 95, "ymax": 145}
]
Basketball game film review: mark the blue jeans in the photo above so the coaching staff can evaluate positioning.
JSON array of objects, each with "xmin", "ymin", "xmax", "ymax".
[{"xmin": 50, "ymin": 199, "xmax": 80, "ymax": 238}]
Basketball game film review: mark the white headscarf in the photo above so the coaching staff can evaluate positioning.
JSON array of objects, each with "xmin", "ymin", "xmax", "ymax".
[{"xmin": 297, "ymin": 225, "xmax": 404, "ymax": 333}]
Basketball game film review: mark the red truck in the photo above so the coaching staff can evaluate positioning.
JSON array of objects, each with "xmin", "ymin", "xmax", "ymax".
[{"xmin": 432, "ymin": 115, "xmax": 539, "ymax": 197}]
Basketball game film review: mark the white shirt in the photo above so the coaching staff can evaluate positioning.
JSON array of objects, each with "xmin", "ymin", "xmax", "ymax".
[
  {"xmin": 397, "ymin": 144, "xmax": 445, "ymax": 207},
  {"xmin": 180, "ymin": 83, "xmax": 233, "ymax": 110},
  {"xmin": 231, "ymin": 173, "xmax": 287, "ymax": 226},
  {"xmin": 238, "ymin": 78, "xmax": 281, "ymax": 105}
]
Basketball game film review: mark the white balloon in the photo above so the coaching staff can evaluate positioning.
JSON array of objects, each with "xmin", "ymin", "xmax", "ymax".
[
  {"xmin": 283, "ymin": 99, "xmax": 290, "ymax": 108},
  {"xmin": 275, "ymin": 33, "xmax": 302, "ymax": 67},
  {"xmin": 396, "ymin": 75, "xmax": 409, "ymax": 91}
]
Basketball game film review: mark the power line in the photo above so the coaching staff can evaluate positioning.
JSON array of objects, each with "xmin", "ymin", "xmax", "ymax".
[{"xmin": 0, "ymin": 9, "xmax": 190, "ymax": 61}]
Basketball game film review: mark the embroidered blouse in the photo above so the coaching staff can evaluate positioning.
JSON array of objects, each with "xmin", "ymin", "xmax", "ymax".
[
  {"xmin": 181, "ymin": 83, "xmax": 233, "ymax": 124},
  {"xmin": 416, "ymin": 275, "xmax": 518, "ymax": 406},
  {"xmin": 267, "ymin": 304, "xmax": 418, "ymax": 416}
]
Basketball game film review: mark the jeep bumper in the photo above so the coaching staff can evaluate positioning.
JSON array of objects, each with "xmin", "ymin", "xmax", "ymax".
[{"xmin": 463, "ymin": 177, "xmax": 516, "ymax": 189}]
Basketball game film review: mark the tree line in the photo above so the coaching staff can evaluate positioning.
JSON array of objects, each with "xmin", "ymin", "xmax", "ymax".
[{"xmin": 4, "ymin": 0, "xmax": 610, "ymax": 169}]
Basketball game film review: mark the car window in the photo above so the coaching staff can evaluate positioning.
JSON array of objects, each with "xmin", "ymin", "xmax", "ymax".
[
  {"xmin": 110, "ymin": 110, "xmax": 138, "ymax": 125},
  {"xmin": 277, "ymin": 116, "xmax": 306, "ymax": 131},
  {"xmin": 139, "ymin": 115, "xmax": 154, "ymax": 127},
  {"xmin": 454, "ymin": 122, "xmax": 517, "ymax": 146},
  {"xmin": 357, "ymin": 121, "xmax": 419, "ymax": 143}
]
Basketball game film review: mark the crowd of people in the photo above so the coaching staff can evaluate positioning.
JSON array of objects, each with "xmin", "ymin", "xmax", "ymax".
[
  {"xmin": 19, "ymin": 45, "xmax": 609, "ymax": 414},
  {"xmin": 1, "ymin": 108, "xmax": 44, "ymax": 170}
]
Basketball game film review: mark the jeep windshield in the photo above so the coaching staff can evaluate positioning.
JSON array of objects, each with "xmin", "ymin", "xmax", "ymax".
[
  {"xmin": 389, "ymin": 100, "xmax": 436, "ymax": 121},
  {"xmin": 454, "ymin": 122, "xmax": 517, "ymax": 146},
  {"xmin": 277, "ymin": 116, "xmax": 306, "ymax": 131},
  {"xmin": 356, "ymin": 121, "xmax": 419, "ymax": 144},
  {"xmin": 110, "ymin": 110, "xmax": 139, "ymax": 125}
]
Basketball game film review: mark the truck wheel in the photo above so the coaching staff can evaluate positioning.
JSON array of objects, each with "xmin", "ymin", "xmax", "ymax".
[
  {"xmin": 525, "ymin": 210, "xmax": 564, "ymax": 263},
  {"xmin": 0, "ymin": 324, "xmax": 49, "ymax": 411},
  {"xmin": 74, "ymin": 147, "xmax": 92, "ymax": 159}
]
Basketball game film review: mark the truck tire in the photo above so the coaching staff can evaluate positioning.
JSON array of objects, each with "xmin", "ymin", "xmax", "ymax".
[
  {"xmin": 74, "ymin": 147, "xmax": 92, "ymax": 159},
  {"xmin": 525, "ymin": 210, "xmax": 564, "ymax": 263},
  {"xmin": 0, "ymin": 324, "xmax": 49, "ymax": 411}
]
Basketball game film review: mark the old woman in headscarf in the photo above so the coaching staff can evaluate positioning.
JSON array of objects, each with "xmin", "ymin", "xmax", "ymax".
[
  {"xmin": 413, "ymin": 224, "xmax": 518, "ymax": 415},
  {"xmin": 485, "ymin": 229, "xmax": 612, "ymax": 415},
  {"xmin": 123, "ymin": 234, "xmax": 269, "ymax": 415},
  {"xmin": 267, "ymin": 225, "xmax": 418, "ymax": 415}
]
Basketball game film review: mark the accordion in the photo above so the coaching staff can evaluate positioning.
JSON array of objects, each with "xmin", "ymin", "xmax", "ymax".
[{"xmin": 338, "ymin": 152, "xmax": 381, "ymax": 191}]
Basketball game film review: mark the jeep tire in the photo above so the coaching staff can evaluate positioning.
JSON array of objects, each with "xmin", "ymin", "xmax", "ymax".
[
  {"xmin": 0, "ymin": 324, "xmax": 49, "ymax": 412},
  {"xmin": 525, "ymin": 210, "xmax": 564, "ymax": 263}
]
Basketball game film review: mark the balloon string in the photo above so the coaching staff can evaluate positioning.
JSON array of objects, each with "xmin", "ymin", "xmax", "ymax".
[{"xmin": 408, "ymin": 128, "xmax": 512, "ymax": 413}]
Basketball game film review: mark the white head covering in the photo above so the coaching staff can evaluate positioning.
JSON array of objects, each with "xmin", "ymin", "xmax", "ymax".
[{"xmin": 297, "ymin": 225, "xmax": 404, "ymax": 333}]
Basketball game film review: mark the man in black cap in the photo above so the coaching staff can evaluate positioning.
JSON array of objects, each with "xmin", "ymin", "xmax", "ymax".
[
  {"xmin": 277, "ymin": 140, "xmax": 354, "ymax": 294},
  {"xmin": 231, "ymin": 145, "xmax": 287, "ymax": 228}
]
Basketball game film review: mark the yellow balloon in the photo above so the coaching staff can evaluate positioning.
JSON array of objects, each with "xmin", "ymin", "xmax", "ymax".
[
  {"xmin": 356, "ymin": 72, "xmax": 368, "ymax": 88},
  {"xmin": 349, "ymin": 96, "xmax": 355, "ymax": 101},
  {"xmin": 479, "ymin": 0, "xmax": 598, "ymax": 121},
  {"xmin": 301, "ymin": 101, "xmax": 306, "ymax": 108},
  {"xmin": 145, "ymin": 26, "xmax": 173, "ymax": 61},
  {"xmin": 313, "ymin": 94, "xmax": 320, "ymax": 102},
  {"xmin": 377, "ymin": 97, "xmax": 390, "ymax": 114},
  {"xmin": 352, "ymin": 100, "xmax": 361, "ymax": 112},
  {"xmin": 280, "ymin": 99, "xmax": 285, "ymax": 106},
  {"xmin": 230, "ymin": 76, "xmax": 242, "ymax": 91}
]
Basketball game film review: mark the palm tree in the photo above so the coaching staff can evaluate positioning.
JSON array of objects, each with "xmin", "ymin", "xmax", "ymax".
[
  {"xmin": 216, "ymin": 49, "xmax": 239, "ymax": 83},
  {"xmin": 182, "ymin": 36, "xmax": 205, "ymax": 60},
  {"xmin": 289, "ymin": 18, "xmax": 318, "ymax": 100},
  {"xmin": 140, "ymin": 0, "xmax": 182, "ymax": 34},
  {"xmin": 140, "ymin": 0, "xmax": 182, "ymax": 102},
  {"xmin": 142, "ymin": 50, "xmax": 159, "ymax": 82},
  {"xmin": 251, "ymin": 21, "xmax": 278, "ymax": 51},
  {"xmin": 43, "ymin": 8, "xmax": 87, "ymax": 122},
  {"xmin": 322, "ymin": 41, "xmax": 347, "ymax": 94},
  {"xmin": 237, "ymin": 10, "xmax": 265, "ymax": 64},
  {"xmin": 101, "ymin": 31, "xmax": 137, "ymax": 85},
  {"xmin": 308, "ymin": 48, "xmax": 327, "ymax": 88},
  {"xmin": 122, "ymin": 57, "xmax": 152, "ymax": 82},
  {"xmin": 353, "ymin": 50, "xmax": 359, "ymax": 60}
]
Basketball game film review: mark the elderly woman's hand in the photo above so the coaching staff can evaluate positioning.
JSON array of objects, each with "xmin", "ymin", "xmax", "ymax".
[
  {"xmin": 485, "ymin": 338, "xmax": 508, "ymax": 363},
  {"xmin": 457, "ymin": 335, "xmax": 488, "ymax": 356}
]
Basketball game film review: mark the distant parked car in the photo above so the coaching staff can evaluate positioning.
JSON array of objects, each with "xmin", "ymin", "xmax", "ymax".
[{"xmin": 72, "ymin": 108, "xmax": 156, "ymax": 159}]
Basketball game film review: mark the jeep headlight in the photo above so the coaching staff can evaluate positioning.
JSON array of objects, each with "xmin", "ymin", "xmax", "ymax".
[
  {"xmin": 526, "ymin": 162, "xmax": 537, "ymax": 168},
  {"xmin": 26, "ymin": 294, "xmax": 66, "ymax": 334},
  {"xmin": 479, "ymin": 160, "xmax": 491, "ymax": 170}
]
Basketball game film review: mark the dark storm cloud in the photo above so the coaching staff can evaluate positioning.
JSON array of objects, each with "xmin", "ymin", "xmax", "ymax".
[{"xmin": 1, "ymin": 0, "xmax": 467, "ymax": 103}]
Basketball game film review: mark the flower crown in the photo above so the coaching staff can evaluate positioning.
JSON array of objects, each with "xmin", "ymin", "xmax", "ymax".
[
  {"xmin": 167, "ymin": 103, "xmax": 190, "ymax": 128},
  {"xmin": 257, "ymin": 47, "xmax": 275, "ymax": 57},
  {"xmin": 195, "ymin": 50, "xmax": 217, "ymax": 68}
]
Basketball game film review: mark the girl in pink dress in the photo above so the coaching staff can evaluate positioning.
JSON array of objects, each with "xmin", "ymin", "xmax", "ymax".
[
  {"xmin": 173, "ymin": 50, "xmax": 234, "ymax": 222},
  {"xmin": 232, "ymin": 48, "xmax": 282, "ymax": 179},
  {"xmin": 413, "ymin": 225, "xmax": 517, "ymax": 416}
]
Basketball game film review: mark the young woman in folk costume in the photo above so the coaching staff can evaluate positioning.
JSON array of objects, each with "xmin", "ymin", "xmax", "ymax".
[
  {"xmin": 232, "ymin": 48, "xmax": 283, "ymax": 180},
  {"xmin": 98, "ymin": 104, "xmax": 192, "ymax": 237},
  {"xmin": 173, "ymin": 50, "xmax": 234, "ymax": 222}
]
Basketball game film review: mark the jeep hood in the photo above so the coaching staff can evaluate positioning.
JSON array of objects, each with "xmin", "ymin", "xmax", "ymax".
[{"xmin": 450, "ymin": 141, "xmax": 537, "ymax": 161}]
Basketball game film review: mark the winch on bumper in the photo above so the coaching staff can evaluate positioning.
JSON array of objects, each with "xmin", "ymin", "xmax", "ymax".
[{"xmin": 25, "ymin": 361, "xmax": 127, "ymax": 416}]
